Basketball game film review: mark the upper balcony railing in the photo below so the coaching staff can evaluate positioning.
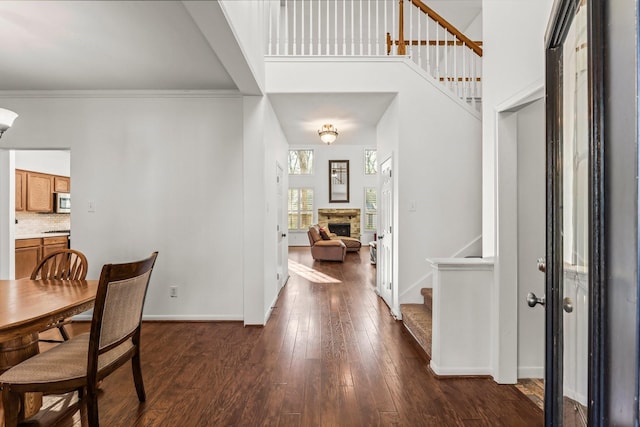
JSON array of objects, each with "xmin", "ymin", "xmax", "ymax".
[{"xmin": 266, "ymin": 0, "xmax": 482, "ymax": 107}]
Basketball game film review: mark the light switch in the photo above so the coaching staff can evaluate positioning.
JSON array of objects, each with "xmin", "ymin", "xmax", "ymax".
[
  {"xmin": 409, "ymin": 200, "xmax": 417, "ymax": 212},
  {"xmin": 88, "ymin": 201, "xmax": 96, "ymax": 213}
]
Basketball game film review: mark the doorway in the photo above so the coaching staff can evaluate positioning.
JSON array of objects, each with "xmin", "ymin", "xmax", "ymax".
[
  {"xmin": 2, "ymin": 149, "xmax": 71, "ymax": 280},
  {"xmin": 276, "ymin": 161, "xmax": 286, "ymax": 292},
  {"xmin": 378, "ymin": 156, "xmax": 394, "ymax": 313}
]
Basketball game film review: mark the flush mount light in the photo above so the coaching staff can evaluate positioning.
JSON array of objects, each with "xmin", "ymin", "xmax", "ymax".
[
  {"xmin": 318, "ymin": 124, "xmax": 338, "ymax": 145},
  {"xmin": 0, "ymin": 108, "xmax": 18, "ymax": 139}
]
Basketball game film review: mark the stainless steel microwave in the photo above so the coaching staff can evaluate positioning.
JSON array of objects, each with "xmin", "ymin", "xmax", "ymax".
[{"xmin": 55, "ymin": 192, "xmax": 71, "ymax": 213}]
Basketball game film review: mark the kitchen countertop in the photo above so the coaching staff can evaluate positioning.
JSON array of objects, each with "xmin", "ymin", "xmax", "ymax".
[{"xmin": 16, "ymin": 232, "xmax": 70, "ymax": 239}]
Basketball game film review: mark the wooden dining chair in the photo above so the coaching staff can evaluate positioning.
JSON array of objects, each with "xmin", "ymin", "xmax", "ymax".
[
  {"xmin": 31, "ymin": 249, "xmax": 89, "ymax": 342},
  {"xmin": 1, "ymin": 252, "xmax": 158, "ymax": 427}
]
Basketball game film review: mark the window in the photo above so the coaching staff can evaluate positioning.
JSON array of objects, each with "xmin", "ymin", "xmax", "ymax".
[
  {"xmin": 288, "ymin": 150, "xmax": 314, "ymax": 174},
  {"xmin": 288, "ymin": 188, "xmax": 314, "ymax": 230},
  {"xmin": 364, "ymin": 187, "xmax": 377, "ymax": 230},
  {"xmin": 364, "ymin": 148, "xmax": 377, "ymax": 175}
]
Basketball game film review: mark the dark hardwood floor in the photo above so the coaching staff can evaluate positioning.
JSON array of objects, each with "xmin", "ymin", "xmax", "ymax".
[{"xmin": 27, "ymin": 247, "xmax": 542, "ymax": 426}]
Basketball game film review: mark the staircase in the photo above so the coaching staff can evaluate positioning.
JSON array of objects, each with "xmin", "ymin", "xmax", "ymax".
[
  {"xmin": 266, "ymin": 0, "xmax": 482, "ymax": 108},
  {"xmin": 400, "ymin": 288, "xmax": 432, "ymax": 359}
]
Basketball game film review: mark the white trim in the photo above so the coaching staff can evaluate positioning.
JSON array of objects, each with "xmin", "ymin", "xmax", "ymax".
[
  {"xmin": 492, "ymin": 82, "xmax": 545, "ymax": 384},
  {"xmin": 429, "ymin": 360, "xmax": 493, "ymax": 377},
  {"xmin": 517, "ymin": 366, "xmax": 544, "ymax": 379},
  {"xmin": 495, "ymin": 80, "xmax": 544, "ymax": 113},
  {"xmin": 266, "ymin": 56, "xmax": 481, "ymax": 119},
  {"xmin": 263, "ymin": 294, "xmax": 280, "ymax": 325},
  {"xmin": 427, "ymin": 257, "xmax": 494, "ymax": 271},
  {"xmin": 0, "ymin": 90, "xmax": 241, "ymax": 99},
  {"xmin": 399, "ymin": 234, "xmax": 483, "ymax": 302}
]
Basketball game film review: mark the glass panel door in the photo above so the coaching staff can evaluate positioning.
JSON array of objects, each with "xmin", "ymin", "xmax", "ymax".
[
  {"xmin": 560, "ymin": 2, "xmax": 589, "ymax": 424},
  {"xmin": 545, "ymin": 0, "xmax": 605, "ymax": 424}
]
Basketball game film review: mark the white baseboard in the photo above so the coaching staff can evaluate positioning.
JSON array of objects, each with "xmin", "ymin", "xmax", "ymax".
[
  {"xmin": 429, "ymin": 360, "xmax": 493, "ymax": 377},
  {"xmin": 517, "ymin": 366, "xmax": 544, "ymax": 379},
  {"xmin": 262, "ymin": 293, "xmax": 281, "ymax": 325}
]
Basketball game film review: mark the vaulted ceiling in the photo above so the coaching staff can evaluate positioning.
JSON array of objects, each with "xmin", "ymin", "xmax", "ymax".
[{"xmin": 0, "ymin": 0, "xmax": 480, "ymax": 146}]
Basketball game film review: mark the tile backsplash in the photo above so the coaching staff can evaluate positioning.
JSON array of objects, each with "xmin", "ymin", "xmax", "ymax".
[{"xmin": 16, "ymin": 212, "xmax": 71, "ymax": 235}]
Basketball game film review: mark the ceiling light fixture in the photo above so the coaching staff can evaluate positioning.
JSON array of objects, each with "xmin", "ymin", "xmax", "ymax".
[
  {"xmin": 0, "ymin": 108, "xmax": 18, "ymax": 139},
  {"xmin": 318, "ymin": 124, "xmax": 338, "ymax": 145}
]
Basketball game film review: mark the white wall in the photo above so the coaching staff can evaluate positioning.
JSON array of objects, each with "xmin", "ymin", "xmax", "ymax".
[
  {"xmin": 219, "ymin": 0, "xmax": 266, "ymax": 91},
  {"xmin": 516, "ymin": 98, "xmax": 546, "ymax": 378},
  {"xmin": 262, "ymin": 100, "xmax": 290, "ymax": 319},
  {"xmin": 242, "ymin": 95, "xmax": 290, "ymax": 325},
  {"xmin": 287, "ymin": 144, "xmax": 378, "ymax": 246},
  {"xmin": 0, "ymin": 94, "xmax": 247, "ymax": 320},
  {"xmin": 267, "ymin": 58, "xmax": 482, "ymax": 312},
  {"xmin": 483, "ymin": 0, "xmax": 554, "ymax": 383},
  {"xmin": 463, "ymin": 11, "xmax": 483, "ymax": 40},
  {"xmin": 481, "ymin": 0, "xmax": 554, "ymax": 256},
  {"xmin": 15, "ymin": 150, "xmax": 70, "ymax": 176}
]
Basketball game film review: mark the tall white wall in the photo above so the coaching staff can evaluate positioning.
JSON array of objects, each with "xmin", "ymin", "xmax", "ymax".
[
  {"xmin": 267, "ymin": 58, "xmax": 482, "ymax": 311},
  {"xmin": 262, "ymin": 100, "xmax": 290, "ymax": 318},
  {"xmin": 481, "ymin": 0, "xmax": 554, "ymax": 256},
  {"xmin": 516, "ymin": 98, "xmax": 546, "ymax": 378},
  {"xmin": 483, "ymin": 0, "xmax": 554, "ymax": 382},
  {"xmin": 0, "ymin": 94, "xmax": 247, "ymax": 320},
  {"xmin": 287, "ymin": 144, "xmax": 378, "ymax": 246},
  {"xmin": 242, "ymin": 95, "xmax": 290, "ymax": 325},
  {"xmin": 219, "ymin": 0, "xmax": 267, "ymax": 91}
]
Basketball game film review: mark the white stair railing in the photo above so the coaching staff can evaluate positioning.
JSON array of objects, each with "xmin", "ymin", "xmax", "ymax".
[{"xmin": 267, "ymin": 0, "xmax": 482, "ymax": 107}]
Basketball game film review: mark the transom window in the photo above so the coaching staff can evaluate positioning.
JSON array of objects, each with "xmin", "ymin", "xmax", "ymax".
[
  {"xmin": 364, "ymin": 149, "xmax": 377, "ymax": 175},
  {"xmin": 288, "ymin": 150, "xmax": 314, "ymax": 175}
]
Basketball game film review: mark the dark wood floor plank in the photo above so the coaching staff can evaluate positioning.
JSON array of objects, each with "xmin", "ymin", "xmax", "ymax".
[{"xmin": 20, "ymin": 247, "xmax": 542, "ymax": 427}]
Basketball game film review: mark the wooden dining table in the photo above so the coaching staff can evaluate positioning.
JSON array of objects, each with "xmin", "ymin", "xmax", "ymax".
[{"xmin": 0, "ymin": 278, "xmax": 98, "ymax": 425}]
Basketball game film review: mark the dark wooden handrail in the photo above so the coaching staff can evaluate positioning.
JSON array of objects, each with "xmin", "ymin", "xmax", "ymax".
[
  {"xmin": 392, "ymin": 40, "xmax": 483, "ymax": 47},
  {"xmin": 395, "ymin": 0, "xmax": 483, "ymax": 57}
]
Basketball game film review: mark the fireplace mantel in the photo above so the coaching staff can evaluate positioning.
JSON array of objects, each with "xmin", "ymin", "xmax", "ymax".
[{"xmin": 318, "ymin": 208, "xmax": 361, "ymax": 241}]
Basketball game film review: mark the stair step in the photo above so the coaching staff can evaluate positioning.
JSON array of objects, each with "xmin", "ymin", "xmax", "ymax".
[
  {"xmin": 400, "ymin": 303, "xmax": 432, "ymax": 359},
  {"xmin": 420, "ymin": 288, "xmax": 432, "ymax": 308}
]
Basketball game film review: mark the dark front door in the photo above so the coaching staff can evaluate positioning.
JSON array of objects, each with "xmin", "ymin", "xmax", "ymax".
[{"xmin": 544, "ymin": 0, "xmax": 605, "ymax": 425}]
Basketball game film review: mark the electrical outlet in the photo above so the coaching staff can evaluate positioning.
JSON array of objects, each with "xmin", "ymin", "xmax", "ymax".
[{"xmin": 169, "ymin": 286, "xmax": 178, "ymax": 298}]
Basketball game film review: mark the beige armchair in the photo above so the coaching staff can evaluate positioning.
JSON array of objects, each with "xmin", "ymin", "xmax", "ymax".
[{"xmin": 307, "ymin": 226, "xmax": 346, "ymax": 262}]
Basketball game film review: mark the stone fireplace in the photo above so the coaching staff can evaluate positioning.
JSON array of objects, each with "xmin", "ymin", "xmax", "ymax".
[
  {"xmin": 317, "ymin": 208, "xmax": 361, "ymax": 241},
  {"xmin": 328, "ymin": 223, "xmax": 351, "ymax": 237}
]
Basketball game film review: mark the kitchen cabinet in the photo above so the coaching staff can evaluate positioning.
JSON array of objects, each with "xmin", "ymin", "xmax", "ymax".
[
  {"xmin": 15, "ymin": 169, "xmax": 70, "ymax": 213},
  {"xmin": 15, "ymin": 235, "xmax": 69, "ymax": 279},
  {"xmin": 26, "ymin": 171, "xmax": 53, "ymax": 212},
  {"xmin": 15, "ymin": 170, "xmax": 26, "ymax": 212},
  {"xmin": 54, "ymin": 175, "xmax": 70, "ymax": 193},
  {"xmin": 15, "ymin": 238, "xmax": 42, "ymax": 279},
  {"xmin": 42, "ymin": 236, "xmax": 69, "ymax": 258}
]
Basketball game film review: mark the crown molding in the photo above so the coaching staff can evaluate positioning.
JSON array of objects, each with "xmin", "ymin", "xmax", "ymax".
[{"xmin": 0, "ymin": 89, "xmax": 242, "ymax": 99}]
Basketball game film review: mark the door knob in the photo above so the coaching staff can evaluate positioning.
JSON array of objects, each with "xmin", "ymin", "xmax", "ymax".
[
  {"xmin": 563, "ymin": 297, "xmax": 573, "ymax": 313},
  {"xmin": 527, "ymin": 292, "xmax": 546, "ymax": 308},
  {"xmin": 378, "ymin": 234, "xmax": 384, "ymax": 240},
  {"xmin": 537, "ymin": 257, "xmax": 546, "ymax": 272},
  {"xmin": 281, "ymin": 233, "xmax": 287, "ymax": 238}
]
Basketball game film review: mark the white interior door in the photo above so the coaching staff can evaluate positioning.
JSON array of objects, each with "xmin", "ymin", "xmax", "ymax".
[
  {"xmin": 276, "ymin": 162, "xmax": 285, "ymax": 291},
  {"xmin": 378, "ymin": 157, "xmax": 393, "ymax": 309}
]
